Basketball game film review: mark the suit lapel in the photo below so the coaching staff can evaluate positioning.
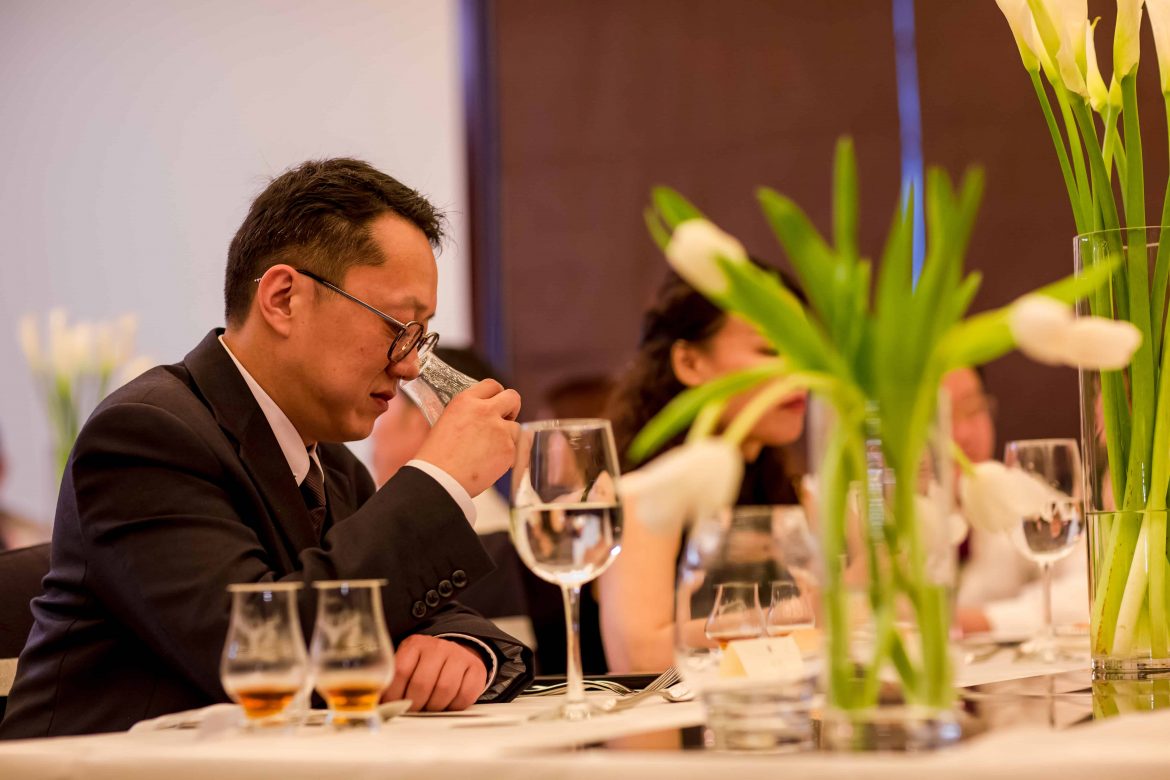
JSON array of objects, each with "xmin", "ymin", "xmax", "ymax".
[{"xmin": 183, "ymin": 330, "xmax": 320, "ymax": 559}]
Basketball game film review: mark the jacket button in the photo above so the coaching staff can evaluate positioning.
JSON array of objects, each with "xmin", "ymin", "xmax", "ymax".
[
  {"xmin": 438, "ymin": 579, "xmax": 454, "ymax": 598},
  {"xmin": 411, "ymin": 600, "xmax": 427, "ymax": 618},
  {"xmin": 451, "ymin": 569, "xmax": 468, "ymax": 588},
  {"xmin": 425, "ymin": 589, "xmax": 440, "ymax": 607}
]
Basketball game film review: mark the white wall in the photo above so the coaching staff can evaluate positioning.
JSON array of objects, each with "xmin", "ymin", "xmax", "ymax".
[{"xmin": 0, "ymin": 0, "xmax": 470, "ymax": 522}]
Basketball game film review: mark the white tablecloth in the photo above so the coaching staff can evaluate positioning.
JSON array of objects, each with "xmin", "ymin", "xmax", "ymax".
[{"xmin": 1, "ymin": 656, "xmax": 1165, "ymax": 780}]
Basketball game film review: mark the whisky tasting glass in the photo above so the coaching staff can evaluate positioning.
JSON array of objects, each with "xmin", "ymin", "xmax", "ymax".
[
  {"xmin": 220, "ymin": 582, "xmax": 309, "ymax": 731},
  {"xmin": 309, "ymin": 580, "xmax": 395, "ymax": 731}
]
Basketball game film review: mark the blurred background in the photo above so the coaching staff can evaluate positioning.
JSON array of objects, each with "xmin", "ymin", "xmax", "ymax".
[{"xmin": 0, "ymin": 0, "xmax": 1157, "ymax": 524}]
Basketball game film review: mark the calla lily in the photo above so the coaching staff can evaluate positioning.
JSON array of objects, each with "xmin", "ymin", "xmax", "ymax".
[
  {"xmin": 1148, "ymin": 0, "xmax": 1170, "ymax": 92},
  {"xmin": 1028, "ymin": 0, "xmax": 1090, "ymax": 97},
  {"xmin": 664, "ymin": 219, "xmax": 748, "ymax": 298},
  {"xmin": 619, "ymin": 439, "xmax": 744, "ymax": 535},
  {"xmin": 19, "ymin": 314, "xmax": 42, "ymax": 371},
  {"xmin": 1114, "ymin": 0, "xmax": 1145, "ymax": 79},
  {"xmin": 959, "ymin": 460, "xmax": 1064, "ymax": 534},
  {"xmin": 1008, "ymin": 294, "xmax": 1073, "ymax": 365},
  {"xmin": 996, "ymin": 0, "xmax": 1041, "ymax": 72},
  {"xmin": 1085, "ymin": 19, "xmax": 1112, "ymax": 112}
]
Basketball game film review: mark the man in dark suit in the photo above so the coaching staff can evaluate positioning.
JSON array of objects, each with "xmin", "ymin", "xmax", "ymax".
[{"xmin": 0, "ymin": 159, "xmax": 532, "ymax": 738}]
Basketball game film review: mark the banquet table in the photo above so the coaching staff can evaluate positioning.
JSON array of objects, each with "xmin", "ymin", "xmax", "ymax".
[{"xmin": 2, "ymin": 653, "xmax": 1168, "ymax": 780}]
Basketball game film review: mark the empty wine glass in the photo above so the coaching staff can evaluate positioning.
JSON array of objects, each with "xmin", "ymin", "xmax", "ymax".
[
  {"xmin": 1004, "ymin": 438, "xmax": 1085, "ymax": 662},
  {"xmin": 705, "ymin": 582, "xmax": 766, "ymax": 647},
  {"xmin": 398, "ymin": 352, "xmax": 477, "ymax": 425},
  {"xmin": 766, "ymin": 580, "xmax": 816, "ymax": 637},
  {"xmin": 510, "ymin": 419, "xmax": 623, "ymax": 720},
  {"xmin": 309, "ymin": 580, "xmax": 395, "ymax": 730},
  {"xmin": 220, "ymin": 582, "xmax": 309, "ymax": 731}
]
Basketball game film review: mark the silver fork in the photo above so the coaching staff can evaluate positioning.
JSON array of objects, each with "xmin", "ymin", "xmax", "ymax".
[
  {"xmin": 520, "ymin": 679, "xmax": 635, "ymax": 697},
  {"xmin": 601, "ymin": 667, "xmax": 684, "ymax": 712}
]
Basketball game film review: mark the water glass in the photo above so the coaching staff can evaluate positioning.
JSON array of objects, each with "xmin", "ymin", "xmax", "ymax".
[
  {"xmin": 1004, "ymin": 438, "xmax": 1085, "ymax": 662},
  {"xmin": 399, "ymin": 352, "xmax": 477, "ymax": 425},
  {"xmin": 310, "ymin": 580, "xmax": 395, "ymax": 730},
  {"xmin": 510, "ymin": 418, "xmax": 623, "ymax": 720},
  {"xmin": 220, "ymin": 582, "xmax": 309, "ymax": 731}
]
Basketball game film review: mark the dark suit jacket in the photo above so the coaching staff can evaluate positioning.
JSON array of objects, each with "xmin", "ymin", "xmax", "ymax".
[{"xmin": 0, "ymin": 330, "xmax": 532, "ymax": 738}]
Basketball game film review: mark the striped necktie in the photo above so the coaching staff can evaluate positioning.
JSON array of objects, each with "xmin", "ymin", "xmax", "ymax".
[{"xmin": 300, "ymin": 455, "xmax": 327, "ymax": 540}]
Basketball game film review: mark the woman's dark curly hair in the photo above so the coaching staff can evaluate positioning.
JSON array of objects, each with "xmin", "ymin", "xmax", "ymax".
[{"xmin": 606, "ymin": 262, "xmax": 806, "ymax": 478}]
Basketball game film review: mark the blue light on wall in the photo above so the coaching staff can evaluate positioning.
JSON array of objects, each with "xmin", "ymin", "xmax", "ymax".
[{"xmin": 893, "ymin": 0, "xmax": 926, "ymax": 282}]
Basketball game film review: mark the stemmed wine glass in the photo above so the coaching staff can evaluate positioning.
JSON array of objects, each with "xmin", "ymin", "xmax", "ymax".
[
  {"xmin": 510, "ymin": 419, "xmax": 623, "ymax": 720},
  {"xmin": 1004, "ymin": 438, "xmax": 1085, "ymax": 662}
]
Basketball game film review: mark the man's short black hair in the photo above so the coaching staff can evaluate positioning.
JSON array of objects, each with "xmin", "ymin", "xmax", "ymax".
[{"xmin": 223, "ymin": 158, "xmax": 446, "ymax": 326}]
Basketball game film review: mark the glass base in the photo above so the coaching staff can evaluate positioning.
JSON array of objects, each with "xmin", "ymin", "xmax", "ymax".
[
  {"xmin": 326, "ymin": 710, "xmax": 381, "ymax": 732},
  {"xmin": 1092, "ymin": 656, "xmax": 1170, "ymax": 680},
  {"xmin": 531, "ymin": 699, "xmax": 610, "ymax": 722},
  {"xmin": 1017, "ymin": 634, "xmax": 1089, "ymax": 664},
  {"xmin": 820, "ymin": 706, "xmax": 960, "ymax": 751},
  {"xmin": 701, "ymin": 681, "xmax": 815, "ymax": 753}
]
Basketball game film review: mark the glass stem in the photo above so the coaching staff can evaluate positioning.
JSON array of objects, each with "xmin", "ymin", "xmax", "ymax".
[
  {"xmin": 1041, "ymin": 561, "xmax": 1055, "ymax": 654},
  {"xmin": 562, "ymin": 585, "xmax": 586, "ymax": 710}
]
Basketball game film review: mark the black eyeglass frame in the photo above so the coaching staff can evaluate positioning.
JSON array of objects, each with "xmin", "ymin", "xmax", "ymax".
[{"xmin": 256, "ymin": 268, "xmax": 439, "ymax": 364}]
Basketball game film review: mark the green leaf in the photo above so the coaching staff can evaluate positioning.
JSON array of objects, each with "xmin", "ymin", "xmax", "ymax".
[
  {"xmin": 627, "ymin": 363, "xmax": 786, "ymax": 463},
  {"xmin": 833, "ymin": 137, "xmax": 859, "ymax": 265},
  {"xmin": 644, "ymin": 207, "xmax": 671, "ymax": 251},
  {"xmin": 757, "ymin": 187, "xmax": 836, "ymax": 323},
  {"xmin": 651, "ymin": 186, "xmax": 705, "ymax": 229}
]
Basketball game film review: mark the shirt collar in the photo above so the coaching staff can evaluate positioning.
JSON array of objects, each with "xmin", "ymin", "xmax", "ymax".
[{"xmin": 218, "ymin": 335, "xmax": 318, "ymax": 485}]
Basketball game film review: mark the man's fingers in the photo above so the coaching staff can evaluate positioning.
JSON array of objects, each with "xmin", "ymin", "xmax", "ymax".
[
  {"xmin": 383, "ymin": 637, "xmax": 421, "ymax": 702},
  {"xmin": 460, "ymin": 379, "xmax": 505, "ymax": 400},
  {"xmin": 422, "ymin": 655, "xmax": 466, "ymax": 712},
  {"xmin": 488, "ymin": 389, "xmax": 522, "ymax": 421},
  {"xmin": 404, "ymin": 646, "xmax": 446, "ymax": 712},
  {"xmin": 449, "ymin": 665, "xmax": 484, "ymax": 711}
]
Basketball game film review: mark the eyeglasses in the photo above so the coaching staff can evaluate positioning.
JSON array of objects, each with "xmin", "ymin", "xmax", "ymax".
[{"xmin": 291, "ymin": 269, "xmax": 439, "ymax": 364}]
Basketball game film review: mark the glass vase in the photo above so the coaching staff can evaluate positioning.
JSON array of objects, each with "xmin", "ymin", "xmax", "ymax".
[
  {"xmin": 1078, "ymin": 227, "xmax": 1170, "ymax": 678},
  {"xmin": 808, "ymin": 398, "xmax": 960, "ymax": 751}
]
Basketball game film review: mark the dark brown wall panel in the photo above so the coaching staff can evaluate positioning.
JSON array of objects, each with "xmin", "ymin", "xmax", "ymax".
[{"xmin": 490, "ymin": 0, "xmax": 1167, "ymax": 451}]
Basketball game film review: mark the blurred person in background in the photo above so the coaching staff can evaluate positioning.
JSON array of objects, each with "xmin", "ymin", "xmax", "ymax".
[
  {"xmin": 948, "ymin": 366, "xmax": 1088, "ymax": 637},
  {"xmin": 0, "ymin": 425, "xmax": 47, "ymax": 551},
  {"xmin": 372, "ymin": 347, "xmax": 535, "ymax": 652},
  {"xmin": 599, "ymin": 270, "xmax": 807, "ymax": 672}
]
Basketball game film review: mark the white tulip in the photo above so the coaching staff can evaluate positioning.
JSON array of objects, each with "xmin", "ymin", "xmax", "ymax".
[
  {"xmin": 959, "ymin": 460, "xmax": 1063, "ymax": 534},
  {"xmin": 664, "ymin": 219, "xmax": 748, "ymax": 297},
  {"xmin": 69, "ymin": 322, "xmax": 97, "ymax": 377},
  {"xmin": 1063, "ymin": 316, "xmax": 1143, "ymax": 369},
  {"xmin": 1008, "ymin": 294, "xmax": 1073, "ymax": 365},
  {"xmin": 18, "ymin": 314, "xmax": 43, "ymax": 371},
  {"xmin": 996, "ymin": 0, "xmax": 1041, "ymax": 72},
  {"xmin": 1148, "ymin": 0, "xmax": 1170, "ymax": 92},
  {"xmin": 619, "ymin": 439, "xmax": 744, "ymax": 536},
  {"xmin": 914, "ymin": 482, "xmax": 969, "ymax": 549}
]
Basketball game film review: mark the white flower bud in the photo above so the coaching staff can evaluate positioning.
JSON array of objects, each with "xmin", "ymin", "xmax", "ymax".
[
  {"xmin": 19, "ymin": 314, "xmax": 43, "ymax": 371},
  {"xmin": 1009, "ymin": 295, "xmax": 1072, "ymax": 365},
  {"xmin": 1063, "ymin": 317, "xmax": 1142, "ymax": 369},
  {"xmin": 664, "ymin": 219, "xmax": 747, "ymax": 297},
  {"xmin": 959, "ymin": 460, "xmax": 1063, "ymax": 534}
]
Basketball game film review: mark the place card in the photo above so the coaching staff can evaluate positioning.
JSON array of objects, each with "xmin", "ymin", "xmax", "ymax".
[{"xmin": 719, "ymin": 636, "xmax": 805, "ymax": 681}]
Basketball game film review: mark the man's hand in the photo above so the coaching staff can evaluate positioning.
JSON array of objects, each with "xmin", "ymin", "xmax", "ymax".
[
  {"xmin": 383, "ymin": 634, "xmax": 489, "ymax": 712},
  {"xmin": 415, "ymin": 379, "xmax": 521, "ymax": 497}
]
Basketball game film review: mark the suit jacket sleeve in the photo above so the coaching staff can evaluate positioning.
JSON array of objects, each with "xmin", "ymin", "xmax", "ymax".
[{"xmin": 71, "ymin": 400, "xmax": 531, "ymax": 704}]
